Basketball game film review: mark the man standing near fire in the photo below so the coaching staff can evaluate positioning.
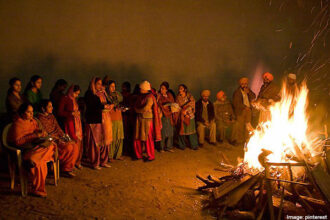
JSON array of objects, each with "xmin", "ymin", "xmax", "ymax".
[
  {"xmin": 256, "ymin": 72, "xmax": 281, "ymax": 123},
  {"xmin": 231, "ymin": 77, "xmax": 256, "ymax": 145}
]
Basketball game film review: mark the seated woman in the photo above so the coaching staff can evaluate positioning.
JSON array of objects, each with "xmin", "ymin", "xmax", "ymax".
[
  {"xmin": 57, "ymin": 85, "xmax": 83, "ymax": 169},
  {"xmin": 6, "ymin": 77, "xmax": 26, "ymax": 121},
  {"xmin": 7, "ymin": 103, "xmax": 55, "ymax": 197},
  {"xmin": 24, "ymin": 75, "xmax": 43, "ymax": 113},
  {"xmin": 38, "ymin": 99, "xmax": 79, "ymax": 177},
  {"xmin": 175, "ymin": 84, "xmax": 199, "ymax": 150}
]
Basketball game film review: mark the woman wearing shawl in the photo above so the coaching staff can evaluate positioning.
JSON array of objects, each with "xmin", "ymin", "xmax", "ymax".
[
  {"xmin": 24, "ymin": 75, "xmax": 43, "ymax": 113},
  {"xmin": 57, "ymin": 85, "xmax": 84, "ymax": 169},
  {"xmin": 49, "ymin": 79, "xmax": 68, "ymax": 121},
  {"xmin": 84, "ymin": 77, "xmax": 112, "ymax": 169},
  {"xmin": 134, "ymin": 81, "xmax": 162, "ymax": 161},
  {"xmin": 38, "ymin": 100, "xmax": 79, "ymax": 177},
  {"xmin": 106, "ymin": 80, "xmax": 125, "ymax": 161},
  {"xmin": 175, "ymin": 84, "xmax": 198, "ymax": 150},
  {"xmin": 157, "ymin": 81, "xmax": 175, "ymax": 152},
  {"xmin": 7, "ymin": 103, "xmax": 55, "ymax": 197}
]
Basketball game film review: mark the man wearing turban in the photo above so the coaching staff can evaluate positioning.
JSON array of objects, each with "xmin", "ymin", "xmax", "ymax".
[
  {"xmin": 286, "ymin": 73, "xmax": 298, "ymax": 96},
  {"xmin": 231, "ymin": 77, "xmax": 256, "ymax": 145},
  {"xmin": 195, "ymin": 90, "xmax": 216, "ymax": 146},
  {"xmin": 256, "ymin": 72, "xmax": 281, "ymax": 123},
  {"xmin": 213, "ymin": 90, "xmax": 235, "ymax": 143}
]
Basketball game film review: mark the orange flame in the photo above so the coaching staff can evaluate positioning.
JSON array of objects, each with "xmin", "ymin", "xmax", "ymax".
[{"xmin": 244, "ymin": 81, "xmax": 317, "ymax": 170}]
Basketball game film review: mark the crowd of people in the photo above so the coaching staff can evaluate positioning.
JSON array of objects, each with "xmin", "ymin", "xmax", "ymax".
[{"xmin": 4, "ymin": 72, "xmax": 298, "ymax": 197}]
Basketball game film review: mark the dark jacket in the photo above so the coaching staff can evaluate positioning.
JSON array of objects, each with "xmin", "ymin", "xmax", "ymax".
[
  {"xmin": 84, "ymin": 90, "xmax": 107, "ymax": 124},
  {"xmin": 257, "ymin": 82, "xmax": 281, "ymax": 108},
  {"xmin": 232, "ymin": 87, "xmax": 256, "ymax": 116},
  {"xmin": 195, "ymin": 99, "xmax": 215, "ymax": 123}
]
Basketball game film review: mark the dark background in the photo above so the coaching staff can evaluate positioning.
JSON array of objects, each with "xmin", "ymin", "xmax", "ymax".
[{"xmin": 0, "ymin": 0, "xmax": 328, "ymax": 126}]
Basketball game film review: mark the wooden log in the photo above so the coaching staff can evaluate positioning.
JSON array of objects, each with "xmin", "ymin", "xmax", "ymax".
[
  {"xmin": 225, "ymin": 210, "xmax": 255, "ymax": 220},
  {"xmin": 284, "ymin": 189, "xmax": 327, "ymax": 208},
  {"xmin": 218, "ymin": 174, "xmax": 261, "ymax": 208},
  {"xmin": 213, "ymin": 175, "xmax": 252, "ymax": 199},
  {"xmin": 266, "ymin": 177, "xmax": 311, "ymax": 186},
  {"xmin": 305, "ymin": 162, "xmax": 330, "ymax": 204},
  {"xmin": 196, "ymin": 174, "xmax": 223, "ymax": 190}
]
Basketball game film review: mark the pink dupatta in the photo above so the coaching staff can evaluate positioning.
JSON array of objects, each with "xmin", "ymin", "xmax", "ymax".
[
  {"xmin": 89, "ymin": 78, "xmax": 112, "ymax": 145},
  {"xmin": 67, "ymin": 85, "xmax": 83, "ymax": 141}
]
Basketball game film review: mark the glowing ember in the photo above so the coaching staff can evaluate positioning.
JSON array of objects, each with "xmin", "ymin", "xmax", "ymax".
[{"xmin": 244, "ymin": 81, "xmax": 317, "ymax": 170}]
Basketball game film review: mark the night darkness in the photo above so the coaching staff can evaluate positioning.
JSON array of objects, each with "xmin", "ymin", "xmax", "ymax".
[{"xmin": 0, "ymin": 0, "xmax": 329, "ymax": 219}]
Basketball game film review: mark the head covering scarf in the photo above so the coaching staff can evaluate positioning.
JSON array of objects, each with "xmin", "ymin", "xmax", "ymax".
[
  {"xmin": 263, "ymin": 72, "xmax": 274, "ymax": 81},
  {"xmin": 140, "ymin": 81, "xmax": 151, "ymax": 91}
]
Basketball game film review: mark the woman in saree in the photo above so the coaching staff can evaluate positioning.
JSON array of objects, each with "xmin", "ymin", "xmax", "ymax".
[
  {"xmin": 57, "ymin": 85, "xmax": 84, "ymax": 169},
  {"xmin": 175, "ymin": 84, "xmax": 199, "ymax": 150},
  {"xmin": 106, "ymin": 80, "xmax": 125, "ymax": 161},
  {"xmin": 7, "ymin": 103, "xmax": 56, "ymax": 197},
  {"xmin": 84, "ymin": 77, "xmax": 113, "ymax": 169}
]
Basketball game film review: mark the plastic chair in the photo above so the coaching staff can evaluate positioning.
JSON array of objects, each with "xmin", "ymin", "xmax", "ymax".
[{"xmin": 1, "ymin": 123, "xmax": 59, "ymax": 197}]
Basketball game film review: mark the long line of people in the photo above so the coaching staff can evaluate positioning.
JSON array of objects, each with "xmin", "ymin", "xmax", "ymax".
[{"xmin": 4, "ymin": 72, "xmax": 297, "ymax": 197}]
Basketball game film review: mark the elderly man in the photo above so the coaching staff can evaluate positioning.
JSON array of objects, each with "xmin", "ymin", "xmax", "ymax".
[
  {"xmin": 195, "ymin": 90, "xmax": 216, "ymax": 146},
  {"xmin": 286, "ymin": 73, "xmax": 298, "ymax": 96},
  {"xmin": 214, "ymin": 90, "xmax": 235, "ymax": 143},
  {"xmin": 231, "ymin": 77, "xmax": 256, "ymax": 145},
  {"xmin": 134, "ymin": 80, "xmax": 162, "ymax": 161},
  {"xmin": 257, "ymin": 72, "xmax": 281, "ymax": 123}
]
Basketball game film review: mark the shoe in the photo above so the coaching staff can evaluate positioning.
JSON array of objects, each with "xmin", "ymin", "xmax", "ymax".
[
  {"xmin": 160, "ymin": 150, "xmax": 165, "ymax": 153},
  {"xmin": 31, "ymin": 191, "xmax": 47, "ymax": 198},
  {"xmin": 210, "ymin": 142, "xmax": 217, "ymax": 146},
  {"xmin": 62, "ymin": 171, "xmax": 76, "ymax": 178},
  {"xmin": 75, "ymin": 164, "xmax": 83, "ymax": 170},
  {"xmin": 116, "ymin": 156, "xmax": 125, "ymax": 161},
  {"xmin": 166, "ymin": 149, "xmax": 175, "ymax": 153},
  {"xmin": 145, "ymin": 158, "xmax": 154, "ymax": 162},
  {"xmin": 101, "ymin": 163, "xmax": 111, "ymax": 168},
  {"xmin": 93, "ymin": 166, "xmax": 101, "ymax": 170},
  {"xmin": 108, "ymin": 158, "xmax": 115, "ymax": 163}
]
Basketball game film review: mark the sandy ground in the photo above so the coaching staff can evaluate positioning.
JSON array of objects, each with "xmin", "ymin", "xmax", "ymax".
[{"xmin": 0, "ymin": 142, "xmax": 244, "ymax": 220}]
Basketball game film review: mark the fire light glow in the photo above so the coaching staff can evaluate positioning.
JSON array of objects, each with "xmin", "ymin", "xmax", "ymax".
[{"xmin": 244, "ymin": 81, "xmax": 317, "ymax": 170}]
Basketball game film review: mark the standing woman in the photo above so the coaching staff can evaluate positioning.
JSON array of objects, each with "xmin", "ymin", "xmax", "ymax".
[
  {"xmin": 84, "ymin": 77, "xmax": 112, "ymax": 169},
  {"xmin": 6, "ymin": 77, "xmax": 26, "ymax": 121},
  {"xmin": 49, "ymin": 79, "xmax": 68, "ymax": 119},
  {"xmin": 106, "ymin": 80, "xmax": 125, "ymax": 161},
  {"xmin": 24, "ymin": 75, "xmax": 43, "ymax": 113},
  {"xmin": 175, "ymin": 84, "xmax": 199, "ymax": 150},
  {"xmin": 57, "ymin": 85, "xmax": 84, "ymax": 169},
  {"xmin": 157, "ymin": 82, "xmax": 175, "ymax": 152}
]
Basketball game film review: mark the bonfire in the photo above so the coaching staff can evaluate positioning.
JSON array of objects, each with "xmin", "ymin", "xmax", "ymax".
[{"xmin": 197, "ymin": 81, "xmax": 330, "ymax": 219}]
